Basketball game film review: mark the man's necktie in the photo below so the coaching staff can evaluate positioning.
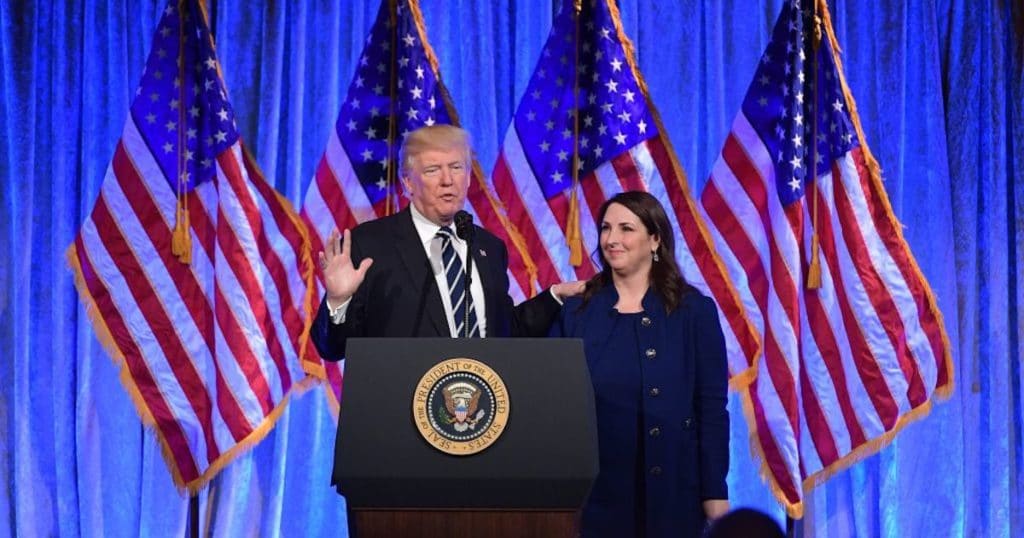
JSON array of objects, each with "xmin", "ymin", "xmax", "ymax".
[{"xmin": 436, "ymin": 226, "xmax": 480, "ymax": 337}]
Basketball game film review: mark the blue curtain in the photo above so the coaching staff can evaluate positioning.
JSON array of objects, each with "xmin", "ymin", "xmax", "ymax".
[{"xmin": 1, "ymin": 0, "xmax": 1020, "ymax": 535}]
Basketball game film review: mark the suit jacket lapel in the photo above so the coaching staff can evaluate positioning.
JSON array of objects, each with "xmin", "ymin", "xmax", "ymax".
[{"xmin": 392, "ymin": 209, "xmax": 449, "ymax": 336}]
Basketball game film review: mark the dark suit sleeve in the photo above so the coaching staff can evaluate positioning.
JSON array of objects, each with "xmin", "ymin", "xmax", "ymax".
[
  {"xmin": 546, "ymin": 299, "xmax": 572, "ymax": 338},
  {"xmin": 694, "ymin": 294, "xmax": 730, "ymax": 500},
  {"xmin": 309, "ymin": 230, "xmax": 369, "ymax": 361},
  {"xmin": 493, "ymin": 240, "xmax": 561, "ymax": 337}
]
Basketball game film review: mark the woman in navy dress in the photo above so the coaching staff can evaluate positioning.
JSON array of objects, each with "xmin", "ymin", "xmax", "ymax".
[{"xmin": 550, "ymin": 191, "xmax": 730, "ymax": 537}]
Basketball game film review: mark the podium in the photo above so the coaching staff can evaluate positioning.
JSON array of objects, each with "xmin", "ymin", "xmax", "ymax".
[{"xmin": 334, "ymin": 338, "xmax": 599, "ymax": 537}]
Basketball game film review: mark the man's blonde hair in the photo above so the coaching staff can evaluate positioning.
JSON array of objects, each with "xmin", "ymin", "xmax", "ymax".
[{"xmin": 399, "ymin": 125, "xmax": 472, "ymax": 176}]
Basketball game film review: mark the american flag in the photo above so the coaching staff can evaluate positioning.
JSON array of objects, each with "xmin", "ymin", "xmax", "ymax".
[
  {"xmin": 490, "ymin": 0, "xmax": 761, "ymax": 383},
  {"xmin": 698, "ymin": 0, "xmax": 953, "ymax": 517},
  {"xmin": 300, "ymin": 0, "xmax": 536, "ymax": 409},
  {"xmin": 66, "ymin": 0, "xmax": 315, "ymax": 491}
]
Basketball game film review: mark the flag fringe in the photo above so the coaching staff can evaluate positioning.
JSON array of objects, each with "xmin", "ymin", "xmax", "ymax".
[
  {"xmin": 736, "ymin": 388, "xmax": 804, "ymax": 519},
  {"xmin": 605, "ymin": 0, "xmax": 763, "ymax": 389},
  {"xmin": 817, "ymin": 0, "xmax": 954, "ymax": 394},
  {"xmin": 239, "ymin": 144, "xmax": 321, "ymax": 388},
  {"xmin": 65, "ymin": 239, "xmax": 198, "ymax": 488},
  {"xmin": 739, "ymin": 380, "xmax": 942, "ymax": 520},
  {"xmin": 800, "ymin": 398, "xmax": 935, "ymax": 493}
]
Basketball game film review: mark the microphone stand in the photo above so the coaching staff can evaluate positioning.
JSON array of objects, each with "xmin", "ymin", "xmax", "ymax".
[{"xmin": 454, "ymin": 211, "xmax": 475, "ymax": 337}]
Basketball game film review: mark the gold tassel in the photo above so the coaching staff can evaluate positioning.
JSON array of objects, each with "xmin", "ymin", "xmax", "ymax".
[
  {"xmin": 807, "ymin": 231, "xmax": 821, "ymax": 289},
  {"xmin": 805, "ymin": 2, "xmax": 822, "ymax": 290},
  {"xmin": 567, "ymin": 186, "xmax": 583, "ymax": 267},
  {"xmin": 172, "ymin": 178, "xmax": 192, "ymax": 264},
  {"xmin": 171, "ymin": 0, "xmax": 191, "ymax": 265},
  {"xmin": 566, "ymin": 0, "xmax": 583, "ymax": 268}
]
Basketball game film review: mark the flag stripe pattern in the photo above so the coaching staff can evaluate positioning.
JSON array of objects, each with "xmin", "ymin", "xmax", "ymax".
[
  {"xmin": 490, "ymin": 0, "xmax": 761, "ymax": 383},
  {"xmin": 299, "ymin": 0, "xmax": 532, "ymax": 410},
  {"xmin": 67, "ymin": 1, "xmax": 314, "ymax": 491},
  {"xmin": 697, "ymin": 0, "xmax": 952, "ymax": 516}
]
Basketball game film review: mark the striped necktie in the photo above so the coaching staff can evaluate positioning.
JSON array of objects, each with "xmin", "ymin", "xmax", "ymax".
[{"xmin": 436, "ymin": 226, "xmax": 480, "ymax": 337}]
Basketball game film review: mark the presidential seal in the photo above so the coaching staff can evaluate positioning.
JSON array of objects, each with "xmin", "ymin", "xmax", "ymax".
[{"xmin": 412, "ymin": 358, "xmax": 510, "ymax": 456}]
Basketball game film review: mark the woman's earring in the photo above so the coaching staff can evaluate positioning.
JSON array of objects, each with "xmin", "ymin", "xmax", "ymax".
[{"xmin": 652, "ymin": 250, "xmax": 660, "ymax": 262}]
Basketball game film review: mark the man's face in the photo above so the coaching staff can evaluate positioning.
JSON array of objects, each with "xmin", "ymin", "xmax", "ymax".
[{"xmin": 403, "ymin": 147, "xmax": 470, "ymax": 225}]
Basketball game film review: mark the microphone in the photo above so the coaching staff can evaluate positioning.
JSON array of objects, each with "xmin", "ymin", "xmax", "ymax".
[
  {"xmin": 453, "ymin": 210, "xmax": 475, "ymax": 337},
  {"xmin": 454, "ymin": 210, "xmax": 475, "ymax": 243}
]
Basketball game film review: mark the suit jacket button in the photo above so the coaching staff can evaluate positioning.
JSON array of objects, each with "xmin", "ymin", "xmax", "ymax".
[
  {"xmin": 645, "ymin": 348, "xmax": 656, "ymax": 359},
  {"xmin": 649, "ymin": 466, "xmax": 662, "ymax": 475},
  {"xmin": 649, "ymin": 427, "xmax": 661, "ymax": 437},
  {"xmin": 649, "ymin": 387, "xmax": 660, "ymax": 397},
  {"xmin": 641, "ymin": 316, "xmax": 652, "ymax": 327}
]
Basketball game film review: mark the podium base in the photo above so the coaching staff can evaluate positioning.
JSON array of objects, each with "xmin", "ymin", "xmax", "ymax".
[{"xmin": 350, "ymin": 509, "xmax": 578, "ymax": 537}]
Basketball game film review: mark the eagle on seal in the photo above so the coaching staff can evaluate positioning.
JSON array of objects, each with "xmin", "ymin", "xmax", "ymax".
[{"xmin": 443, "ymin": 382, "xmax": 485, "ymax": 432}]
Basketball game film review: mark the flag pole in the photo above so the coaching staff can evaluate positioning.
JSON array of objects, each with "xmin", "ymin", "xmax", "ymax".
[
  {"xmin": 188, "ymin": 494, "xmax": 199, "ymax": 538},
  {"xmin": 565, "ymin": 0, "xmax": 585, "ymax": 267},
  {"xmin": 385, "ymin": 0, "xmax": 399, "ymax": 215}
]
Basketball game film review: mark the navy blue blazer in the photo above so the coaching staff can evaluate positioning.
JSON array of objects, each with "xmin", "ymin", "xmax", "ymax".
[
  {"xmin": 550, "ymin": 285, "xmax": 729, "ymax": 537},
  {"xmin": 310, "ymin": 208, "xmax": 560, "ymax": 360}
]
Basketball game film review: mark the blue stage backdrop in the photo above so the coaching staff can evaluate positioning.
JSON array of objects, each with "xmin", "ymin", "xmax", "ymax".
[{"xmin": 1, "ymin": 0, "xmax": 1021, "ymax": 536}]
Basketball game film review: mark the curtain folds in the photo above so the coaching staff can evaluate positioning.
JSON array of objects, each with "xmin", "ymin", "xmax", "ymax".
[{"xmin": 1, "ymin": 1, "xmax": 1020, "ymax": 535}]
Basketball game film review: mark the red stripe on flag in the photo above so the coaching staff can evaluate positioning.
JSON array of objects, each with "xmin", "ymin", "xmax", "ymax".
[
  {"xmin": 112, "ymin": 144, "xmax": 215, "ymax": 355},
  {"xmin": 186, "ymin": 193, "xmax": 216, "ymax": 262},
  {"xmin": 467, "ymin": 176, "xmax": 535, "ymax": 296},
  {"xmin": 701, "ymin": 182, "xmax": 800, "ymax": 435},
  {"xmin": 242, "ymin": 148, "xmax": 307, "ymax": 264},
  {"xmin": 649, "ymin": 136, "xmax": 757, "ymax": 363},
  {"xmin": 609, "ymin": 151, "xmax": 645, "ymax": 192},
  {"xmin": 721, "ymin": 136, "xmax": 801, "ymax": 332},
  {"xmin": 491, "ymin": 157, "xmax": 562, "ymax": 288},
  {"xmin": 829, "ymin": 163, "xmax": 927, "ymax": 407},
  {"xmin": 800, "ymin": 283, "xmax": 870, "ymax": 449},
  {"xmin": 217, "ymin": 153, "xmax": 294, "ymax": 395},
  {"xmin": 808, "ymin": 185, "xmax": 901, "ymax": 428},
  {"xmin": 89, "ymin": 196, "xmax": 223, "ymax": 462},
  {"xmin": 314, "ymin": 156, "xmax": 359, "ymax": 234},
  {"xmin": 798, "ymin": 358, "xmax": 841, "ymax": 466},
  {"xmin": 747, "ymin": 382, "xmax": 802, "ymax": 504},
  {"xmin": 578, "ymin": 170, "xmax": 606, "ymax": 218},
  {"xmin": 850, "ymin": 149, "xmax": 949, "ymax": 388},
  {"xmin": 238, "ymin": 151, "xmax": 308, "ymax": 346},
  {"xmin": 212, "ymin": 281, "xmax": 275, "ymax": 427},
  {"xmin": 303, "ymin": 213, "xmax": 326, "ymax": 273},
  {"xmin": 74, "ymin": 234, "xmax": 202, "ymax": 481},
  {"xmin": 326, "ymin": 362, "xmax": 344, "ymax": 404}
]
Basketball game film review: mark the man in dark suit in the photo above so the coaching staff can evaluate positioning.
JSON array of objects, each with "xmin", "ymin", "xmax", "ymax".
[{"xmin": 310, "ymin": 124, "xmax": 582, "ymax": 360}]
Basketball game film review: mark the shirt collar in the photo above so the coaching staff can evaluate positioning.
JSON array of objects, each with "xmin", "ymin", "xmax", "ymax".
[{"xmin": 409, "ymin": 202, "xmax": 457, "ymax": 245}]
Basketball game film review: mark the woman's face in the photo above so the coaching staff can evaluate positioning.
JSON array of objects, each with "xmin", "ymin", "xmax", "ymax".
[{"xmin": 600, "ymin": 202, "xmax": 659, "ymax": 278}]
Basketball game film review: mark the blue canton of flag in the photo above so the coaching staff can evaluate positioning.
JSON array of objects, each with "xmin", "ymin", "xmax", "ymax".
[
  {"xmin": 334, "ymin": 0, "xmax": 452, "ymax": 207},
  {"xmin": 514, "ymin": 3, "xmax": 656, "ymax": 200},
  {"xmin": 740, "ymin": 0, "xmax": 857, "ymax": 205},
  {"xmin": 130, "ymin": 2, "xmax": 239, "ymax": 190}
]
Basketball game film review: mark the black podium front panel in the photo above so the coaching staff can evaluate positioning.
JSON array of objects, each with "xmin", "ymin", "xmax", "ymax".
[{"xmin": 334, "ymin": 337, "xmax": 598, "ymax": 509}]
